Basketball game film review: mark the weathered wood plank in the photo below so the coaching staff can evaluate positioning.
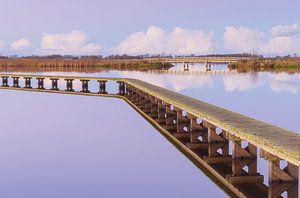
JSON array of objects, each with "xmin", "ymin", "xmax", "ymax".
[{"xmin": 123, "ymin": 79, "xmax": 300, "ymax": 166}]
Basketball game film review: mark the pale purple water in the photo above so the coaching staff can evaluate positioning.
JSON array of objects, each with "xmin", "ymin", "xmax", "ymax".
[{"xmin": 0, "ymin": 63, "xmax": 299, "ymax": 197}]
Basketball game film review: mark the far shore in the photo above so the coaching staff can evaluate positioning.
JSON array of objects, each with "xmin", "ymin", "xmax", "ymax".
[
  {"xmin": 1, "ymin": 56, "xmax": 300, "ymax": 73},
  {"xmin": 0, "ymin": 57, "xmax": 173, "ymax": 71},
  {"xmin": 229, "ymin": 58, "xmax": 300, "ymax": 73}
]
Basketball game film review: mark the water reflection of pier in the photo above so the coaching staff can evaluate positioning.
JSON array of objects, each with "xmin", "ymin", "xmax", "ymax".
[
  {"xmin": 149, "ymin": 70, "xmax": 238, "ymax": 76},
  {"xmin": 0, "ymin": 74, "xmax": 299, "ymax": 198}
]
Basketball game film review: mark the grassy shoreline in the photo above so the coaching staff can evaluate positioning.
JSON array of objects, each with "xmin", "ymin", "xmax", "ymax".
[
  {"xmin": 229, "ymin": 58, "xmax": 300, "ymax": 73},
  {"xmin": 0, "ymin": 58, "xmax": 173, "ymax": 71}
]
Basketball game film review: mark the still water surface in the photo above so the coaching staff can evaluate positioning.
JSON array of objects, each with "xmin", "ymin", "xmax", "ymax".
[{"xmin": 0, "ymin": 63, "xmax": 299, "ymax": 197}]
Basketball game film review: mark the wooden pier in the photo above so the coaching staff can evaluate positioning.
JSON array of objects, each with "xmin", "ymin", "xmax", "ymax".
[{"xmin": 0, "ymin": 74, "xmax": 299, "ymax": 198}]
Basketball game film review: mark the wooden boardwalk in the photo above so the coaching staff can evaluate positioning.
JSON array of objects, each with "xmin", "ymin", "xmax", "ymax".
[
  {"xmin": 147, "ymin": 70, "xmax": 239, "ymax": 76},
  {"xmin": 124, "ymin": 79, "xmax": 300, "ymax": 166},
  {"xmin": 0, "ymin": 74, "xmax": 299, "ymax": 197},
  {"xmin": 146, "ymin": 56, "xmax": 251, "ymax": 63}
]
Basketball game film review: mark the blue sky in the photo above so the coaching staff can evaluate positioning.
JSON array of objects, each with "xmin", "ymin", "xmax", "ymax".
[{"xmin": 0, "ymin": 0, "xmax": 300, "ymax": 55}]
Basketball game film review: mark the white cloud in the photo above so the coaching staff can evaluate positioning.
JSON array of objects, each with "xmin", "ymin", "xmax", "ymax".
[
  {"xmin": 115, "ymin": 26, "xmax": 213, "ymax": 55},
  {"xmin": 41, "ymin": 31, "xmax": 101, "ymax": 55},
  {"xmin": 2, "ymin": 24, "xmax": 300, "ymax": 56},
  {"xmin": 223, "ymin": 24, "xmax": 300, "ymax": 55},
  {"xmin": 10, "ymin": 38, "xmax": 31, "ymax": 50},
  {"xmin": 262, "ymin": 36, "xmax": 300, "ymax": 55},
  {"xmin": 270, "ymin": 24, "xmax": 300, "ymax": 38},
  {"xmin": 223, "ymin": 26, "xmax": 265, "ymax": 53}
]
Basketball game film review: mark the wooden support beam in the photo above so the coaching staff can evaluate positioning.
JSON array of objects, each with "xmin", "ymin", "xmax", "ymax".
[
  {"xmin": 1, "ymin": 76, "xmax": 9, "ymax": 87},
  {"xmin": 232, "ymin": 159, "xmax": 258, "ymax": 176},
  {"xmin": 208, "ymin": 142, "xmax": 229, "ymax": 157},
  {"xmin": 232, "ymin": 141, "xmax": 257, "ymax": 159},
  {"xmin": 186, "ymin": 142, "xmax": 209, "ymax": 150},
  {"xmin": 50, "ymin": 78, "xmax": 59, "ymax": 90},
  {"xmin": 65, "ymin": 78, "xmax": 74, "ymax": 92},
  {"xmin": 98, "ymin": 80, "xmax": 108, "ymax": 94},
  {"xmin": 117, "ymin": 81, "xmax": 125, "ymax": 95},
  {"xmin": 260, "ymin": 149, "xmax": 299, "ymax": 183},
  {"xmin": 187, "ymin": 113, "xmax": 208, "ymax": 144},
  {"xmin": 164, "ymin": 104, "xmax": 176, "ymax": 126},
  {"xmin": 208, "ymin": 127, "xmax": 227, "ymax": 143},
  {"xmin": 12, "ymin": 77, "xmax": 20, "ymax": 88},
  {"xmin": 226, "ymin": 175, "xmax": 264, "ymax": 184},
  {"xmin": 80, "ymin": 79, "xmax": 90, "ymax": 93},
  {"xmin": 24, "ymin": 77, "xmax": 32, "ymax": 89},
  {"xmin": 203, "ymin": 156, "xmax": 232, "ymax": 164},
  {"xmin": 36, "ymin": 78, "xmax": 45, "ymax": 89},
  {"xmin": 174, "ymin": 107, "xmax": 189, "ymax": 134},
  {"xmin": 268, "ymin": 182, "xmax": 298, "ymax": 198}
]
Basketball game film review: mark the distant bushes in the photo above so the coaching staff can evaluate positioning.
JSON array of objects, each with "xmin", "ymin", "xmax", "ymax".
[
  {"xmin": 0, "ymin": 58, "xmax": 172, "ymax": 71},
  {"xmin": 229, "ymin": 58, "xmax": 300, "ymax": 73}
]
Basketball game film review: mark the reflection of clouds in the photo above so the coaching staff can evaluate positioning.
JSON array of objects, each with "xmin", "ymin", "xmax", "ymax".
[
  {"xmin": 270, "ymin": 73, "xmax": 292, "ymax": 81},
  {"xmin": 268, "ymin": 73, "xmax": 300, "ymax": 94},
  {"xmin": 24, "ymin": 70, "xmax": 300, "ymax": 95},
  {"xmin": 168, "ymin": 74, "xmax": 213, "ymax": 92},
  {"xmin": 118, "ymin": 71, "xmax": 213, "ymax": 92},
  {"xmin": 223, "ymin": 74, "xmax": 262, "ymax": 92},
  {"xmin": 223, "ymin": 72, "xmax": 300, "ymax": 94}
]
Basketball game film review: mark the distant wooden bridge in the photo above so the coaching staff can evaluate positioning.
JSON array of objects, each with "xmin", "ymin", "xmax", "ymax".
[
  {"xmin": 148, "ymin": 70, "xmax": 239, "ymax": 76},
  {"xmin": 0, "ymin": 74, "xmax": 299, "ymax": 198},
  {"xmin": 147, "ymin": 56, "xmax": 251, "ymax": 64}
]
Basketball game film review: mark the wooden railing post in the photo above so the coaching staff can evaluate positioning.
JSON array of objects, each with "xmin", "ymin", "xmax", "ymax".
[
  {"xmin": 80, "ymin": 79, "xmax": 90, "ymax": 93},
  {"xmin": 12, "ymin": 77, "xmax": 20, "ymax": 88},
  {"xmin": 65, "ymin": 78, "xmax": 74, "ymax": 92},
  {"xmin": 36, "ymin": 78, "xmax": 45, "ymax": 89},
  {"xmin": 50, "ymin": 78, "xmax": 59, "ymax": 90},
  {"xmin": 1, "ymin": 76, "xmax": 9, "ymax": 87},
  {"xmin": 117, "ymin": 81, "xmax": 125, "ymax": 95},
  {"xmin": 24, "ymin": 77, "xmax": 32, "ymax": 89},
  {"xmin": 98, "ymin": 80, "xmax": 107, "ymax": 94}
]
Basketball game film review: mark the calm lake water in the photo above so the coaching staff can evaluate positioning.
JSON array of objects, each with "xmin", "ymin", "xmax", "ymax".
[{"xmin": 0, "ymin": 63, "xmax": 299, "ymax": 197}]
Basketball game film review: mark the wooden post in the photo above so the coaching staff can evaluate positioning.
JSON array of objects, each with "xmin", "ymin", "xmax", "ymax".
[
  {"xmin": 142, "ymin": 94, "xmax": 152, "ymax": 114},
  {"xmin": 117, "ymin": 81, "xmax": 125, "ymax": 95},
  {"xmin": 202, "ymin": 121, "xmax": 226, "ymax": 143},
  {"xmin": 12, "ymin": 77, "xmax": 20, "ymax": 88},
  {"xmin": 149, "ymin": 97, "xmax": 159, "ymax": 119},
  {"xmin": 98, "ymin": 80, "xmax": 107, "ymax": 94},
  {"xmin": 268, "ymin": 182, "xmax": 298, "ymax": 198},
  {"xmin": 226, "ymin": 134, "xmax": 257, "ymax": 159},
  {"xmin": 80, "ymin": 79, "xmax": 90, "ymax": 93},
  {"xmin": 50, "ymin": 78, "xmax": 59, "ymax": 90},
  {"xmin": 65, "ymin": 79, "xmax": 74, "ymax": 91},
  {"xmin": 24, "ymin": 77, "xmax": 32, "ymax": 88},
  {"xmin": 163, "ymin": 104, "xmax": 177, "ymax": 133},
  {"xmin": 1, "ymin": 76, "xmax": 9, "ymax": 87},
  {"xmin": 156, "ymin": 100, "xmax": 166, "ymax": 125},
  {"xmin": 260, "ymin": 149, "xmax": 299, "ymax": 184},
  {"xmin": 36, "ymin": 78, "xmax": 45, "ymax": 89},
  {"xmin": 172, "ymin": 107, "xmax": 190, "ymax": 141},
  {"xmin": 186, "ymin": 113, "xmax": 209, "ymax": 150}
]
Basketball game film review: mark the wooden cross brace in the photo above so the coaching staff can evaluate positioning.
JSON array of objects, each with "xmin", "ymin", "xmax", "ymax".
[{"xmin": 260, "ymin": 149, "xmax": 299, "ymax": 183}]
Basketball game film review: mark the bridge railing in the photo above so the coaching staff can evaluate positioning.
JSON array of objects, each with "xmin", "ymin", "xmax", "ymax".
[
  {"xmin": 153, "ymin": 56, "xmax": 252, "ymax": 63},
  {"xmin": 0, "ymin": 74, "xmax": 299, "ymax": 197}
]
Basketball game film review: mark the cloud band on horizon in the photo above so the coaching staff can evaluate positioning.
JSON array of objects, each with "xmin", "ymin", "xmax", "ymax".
[{"xmin": 1, "ymin": 23, "xmax": 300, "ymax": 56}]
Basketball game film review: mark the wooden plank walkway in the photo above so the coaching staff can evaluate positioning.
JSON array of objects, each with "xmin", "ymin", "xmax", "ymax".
[{"xmin": 123, "ymin": 78, "xmax": 300, "ymax": 166}]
